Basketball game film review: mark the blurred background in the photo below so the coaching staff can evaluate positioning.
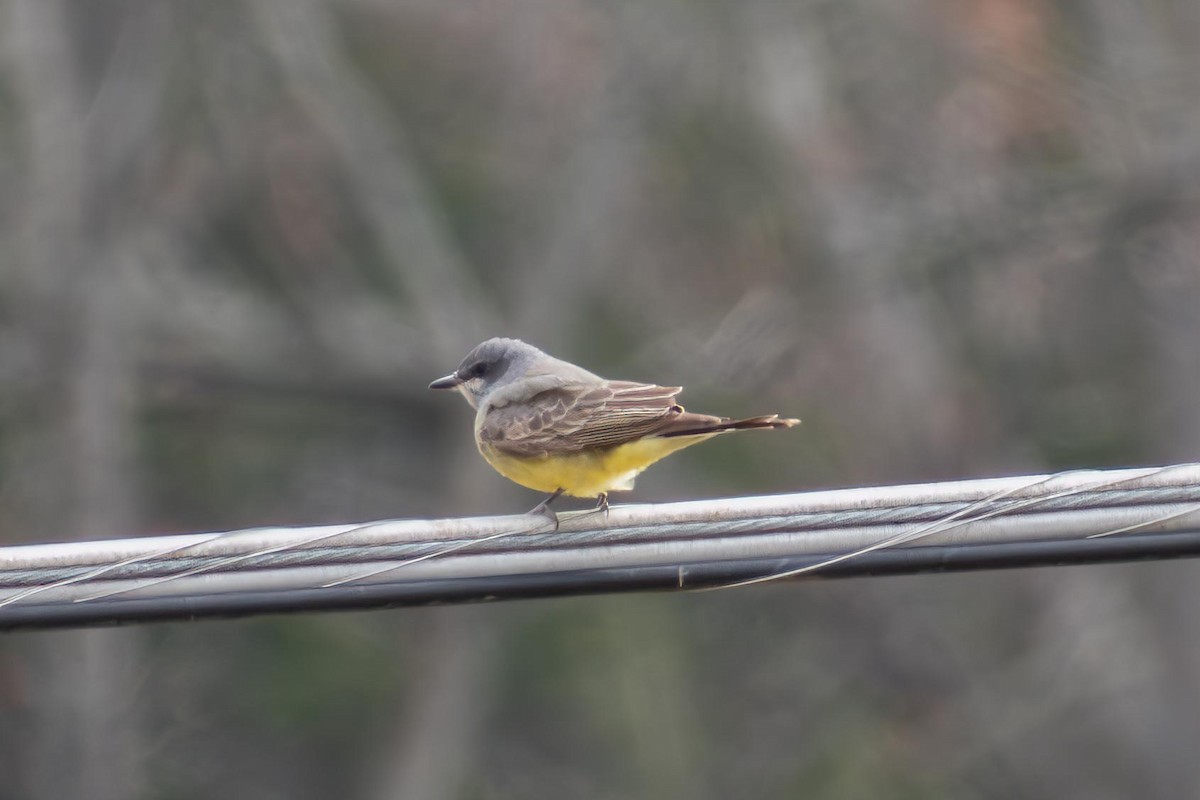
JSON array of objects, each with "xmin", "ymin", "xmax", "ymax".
[{"xmin": 1, "ymin": 0, "xmax": 1199, "ymax": 797}]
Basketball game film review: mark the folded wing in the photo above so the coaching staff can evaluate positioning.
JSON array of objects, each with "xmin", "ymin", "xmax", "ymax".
[{"xmin": 480, "ymin": 380, "xmax": 797, "ymax": 458}]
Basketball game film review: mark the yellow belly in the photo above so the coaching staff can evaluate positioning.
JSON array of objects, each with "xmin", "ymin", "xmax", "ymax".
[{"xmin": 478, "ymin": 434, "xmax": 716, "ymax": 498}]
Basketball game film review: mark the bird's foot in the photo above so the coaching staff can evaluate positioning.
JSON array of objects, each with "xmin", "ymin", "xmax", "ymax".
[
  {"xmin": 528, "ymin": 501, "xmax": 559, "ymax": 531},
  {"xmin": 527, "ymin": 488, "xmax": 564, "ymax": 531},
  {"xmin": 569, "ymin": 492, "xmax": 610, "ymax": 523}
]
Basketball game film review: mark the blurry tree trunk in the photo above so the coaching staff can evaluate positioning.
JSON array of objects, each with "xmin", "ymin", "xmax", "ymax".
[
  {"xmin": 5, "ymin": 2, "xmax": 165, "ymax": 797},
  {"xmin": 367, "ymin": 606, "xmax": 501, "ymax": 800},
  {"xmin": 252, "ymin": 7, "xmax": 512, "ymax": 798},
  {"xmin": 34, "ymin": 252, "xmax": 143, "ymax": 800},
  {"xmin": 1136, "ymin": 214, "xmax": 1200, "ymax": 799},
  {"xmin": 252, "ymin": 0, "xmax": 493, "ymax": 359},
  {"xmin": 15, "ymin": 169, "xmax": 148, "ymax": 799}
]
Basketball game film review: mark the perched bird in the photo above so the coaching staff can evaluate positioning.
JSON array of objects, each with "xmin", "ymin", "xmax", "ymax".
[{"xmin": 430, "ymin": 338, "xmax": 799, "ymax": 521}]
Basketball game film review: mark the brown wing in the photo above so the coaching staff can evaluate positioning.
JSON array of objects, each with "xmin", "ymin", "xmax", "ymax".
[{"xmin": 479, "ymin": 380, "xmax": 686, "ymax": 457}]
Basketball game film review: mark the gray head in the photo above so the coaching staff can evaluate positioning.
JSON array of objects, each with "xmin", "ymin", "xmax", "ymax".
[{"xmin": 429, "ymin": 338, "xmax": 549, "ymax": 408}]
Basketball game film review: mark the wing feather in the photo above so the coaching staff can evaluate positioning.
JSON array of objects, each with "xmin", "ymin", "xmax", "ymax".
[{"xmin": 479, "ymin": 380, "xmax": 685, "ymax": 457}]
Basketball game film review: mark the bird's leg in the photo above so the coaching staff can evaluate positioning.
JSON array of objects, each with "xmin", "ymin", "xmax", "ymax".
[
  {"xmin": 528, "ymin": 488, "xmax": 565, "ymax": 529},
  {"xmin": 570, "ymin": 492, "xmax": 611, "ymax": 522},
  {"xmin": 529, "ymin": 487, "xmax": 564, "ymax": 513}
]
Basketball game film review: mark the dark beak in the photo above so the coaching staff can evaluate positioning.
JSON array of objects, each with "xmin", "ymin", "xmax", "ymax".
[{"xmin": 429, "ymin": 373, "xmax": 462, "ymax": 390}]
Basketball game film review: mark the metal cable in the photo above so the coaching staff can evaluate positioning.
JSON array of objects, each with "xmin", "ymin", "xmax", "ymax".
[{"xmin": 3, "ymin": 463, "xmax": 1200, "ymax": 630}]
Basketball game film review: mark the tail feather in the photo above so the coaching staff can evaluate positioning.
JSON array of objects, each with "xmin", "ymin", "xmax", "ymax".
[{"xmin": 658, "ymin": 413, "xmax": 800, "ymax": 439}]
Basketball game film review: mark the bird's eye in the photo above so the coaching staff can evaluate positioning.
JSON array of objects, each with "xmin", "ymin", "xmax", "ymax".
[{"xmin": 469, "ymin": 361, "xmax": 487, "ymax": 377}]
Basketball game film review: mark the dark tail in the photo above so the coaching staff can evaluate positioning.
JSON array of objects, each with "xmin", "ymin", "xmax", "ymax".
[{"xmin": 658, "ymin": 413, "xmax": 800, "ymax": 438}]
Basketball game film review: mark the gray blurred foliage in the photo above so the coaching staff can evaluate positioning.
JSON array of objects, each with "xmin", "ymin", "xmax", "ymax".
[{"xmin": 1, "ymin": 0, "xmax": 1200, "ymax": 798}]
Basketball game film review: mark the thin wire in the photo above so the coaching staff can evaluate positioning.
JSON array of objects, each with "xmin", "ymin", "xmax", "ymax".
[
  {"xmin": 701, "ymin": 466, "xmax": 1200, "ymax": 590},
  {"xmin": 71, "ymin": 519, "xmax": 408, "ymax": 603},
  {"xmin": 694, "ymin": 470, "xmax": 1074, "ymax": 590},
  {"xmin": 0, "ymin": 534, "xmax": 226, "ymax": 610},
  {"xmin": 318, "ymin": 516, "xmax": 554, "ymax": 588},
  {"xmin": 1086, "ymin": 504, "xmax": 1200, "ymax": 538}
]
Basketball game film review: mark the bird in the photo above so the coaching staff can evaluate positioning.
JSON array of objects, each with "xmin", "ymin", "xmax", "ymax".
[{"xmin": 429, "ymin": 338, "xmax": 799, "ymax": 522}]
